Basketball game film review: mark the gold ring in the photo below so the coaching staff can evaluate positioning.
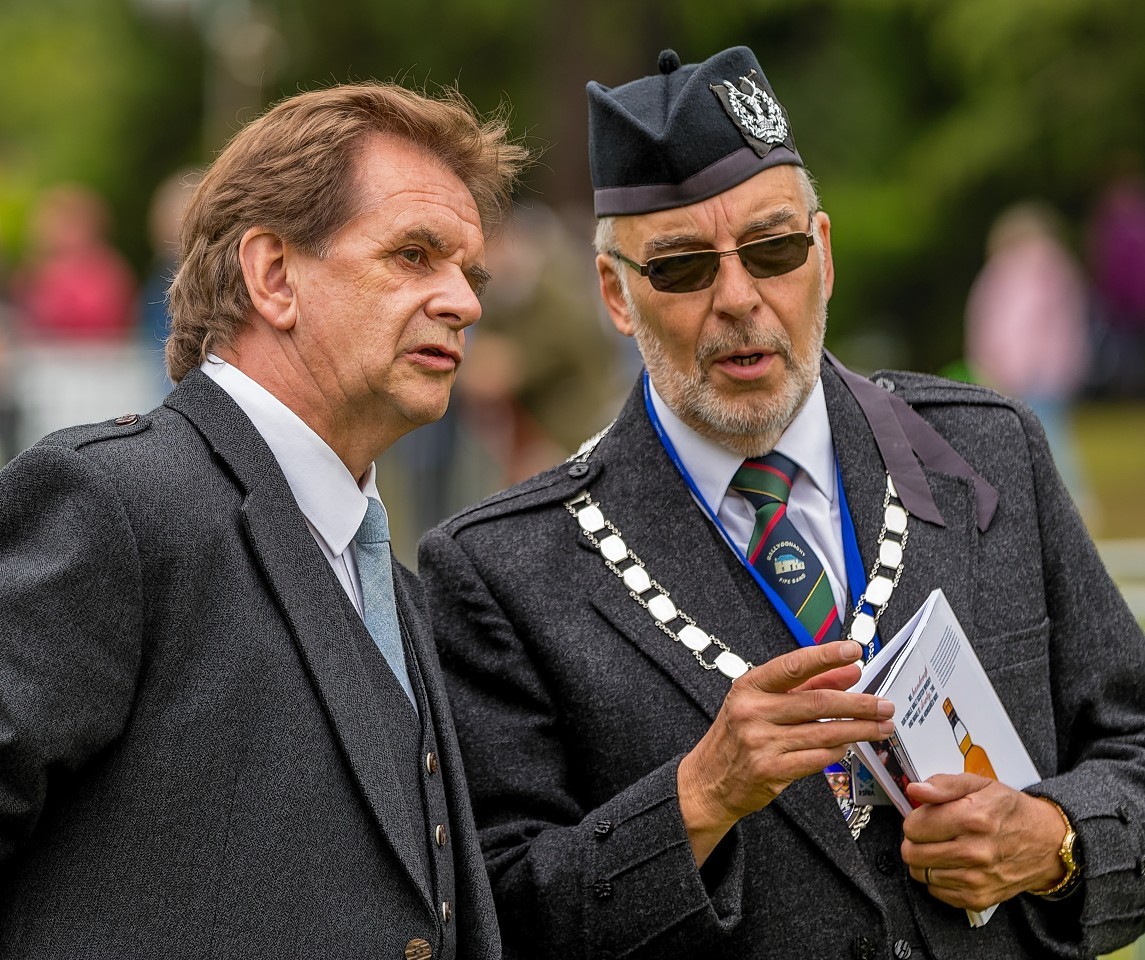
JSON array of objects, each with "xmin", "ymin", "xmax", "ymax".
[{"xmin": 925, "ymin": 866, "xmax": 934, "ymax": 886}]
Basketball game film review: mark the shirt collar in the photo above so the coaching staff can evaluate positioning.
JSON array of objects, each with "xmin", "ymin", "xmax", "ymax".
[
  {"xmin": 647, "ymin": 375, "xmax": 835, "ymax": 507},
  {"xmin": 200, "ymin": 356, "xmax": 378, "ymax": 555}
]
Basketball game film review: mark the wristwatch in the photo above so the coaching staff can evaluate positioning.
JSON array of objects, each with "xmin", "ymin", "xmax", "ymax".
[{"xmin": 1029, "ymin": 800, "xmax": 1083, "ymax": 899}]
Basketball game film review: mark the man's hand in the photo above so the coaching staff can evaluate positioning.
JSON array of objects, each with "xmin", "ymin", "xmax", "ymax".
[
  {"xmin": 901, "ymin": 774, "xmax": 1068, "ymax": 911},
  {"xmin": 677, "ymin": 639, "xmax": 895, "ymax": 866}
]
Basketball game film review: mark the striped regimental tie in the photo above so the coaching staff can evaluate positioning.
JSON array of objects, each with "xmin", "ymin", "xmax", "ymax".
[{"xmin": 730, "ymin": 452, "xmax": 842, "ymax": 644}]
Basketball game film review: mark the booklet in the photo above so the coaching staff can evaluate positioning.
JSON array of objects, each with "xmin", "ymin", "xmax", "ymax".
[{"xmin": 849, "ymin": 588, "xmax": 1040, "ymax": 927}]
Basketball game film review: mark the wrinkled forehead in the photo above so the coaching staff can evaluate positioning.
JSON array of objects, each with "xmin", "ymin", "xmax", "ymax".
[{"xmin": 336, "ymin": 133, "xmax": 484, "ymax": 245}]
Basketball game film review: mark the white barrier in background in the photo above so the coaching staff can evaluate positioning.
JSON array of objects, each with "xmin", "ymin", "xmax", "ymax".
[{"xmin": 12, "ymin": 344, "xmax": 169, "ymax": 452}]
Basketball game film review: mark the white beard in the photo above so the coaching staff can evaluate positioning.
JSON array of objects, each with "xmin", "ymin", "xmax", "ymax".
[{"xmin": 625, "ymin": 278, "xmax": 826, "ymax": 457}]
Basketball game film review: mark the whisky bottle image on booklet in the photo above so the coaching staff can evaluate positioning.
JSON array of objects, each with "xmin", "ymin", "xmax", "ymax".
[{"xmin": 942, "ymin": 697, "xmax": 998, "ymax": 780}]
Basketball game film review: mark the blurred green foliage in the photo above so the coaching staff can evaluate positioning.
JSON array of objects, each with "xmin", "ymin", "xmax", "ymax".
[{"xmin": 1, "ymin": 0, "xmax": 1144, "ymax": 369}]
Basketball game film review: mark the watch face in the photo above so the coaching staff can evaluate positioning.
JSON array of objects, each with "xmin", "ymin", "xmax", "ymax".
[{"xmin": 1062, "ymin": 829, "xmax": 1078, "ymax": 870}]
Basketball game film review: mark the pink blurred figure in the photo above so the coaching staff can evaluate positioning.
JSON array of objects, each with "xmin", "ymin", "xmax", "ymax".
[{"xmin": 13, "ymin": 185, "xmax": 137, "ymax": 342}]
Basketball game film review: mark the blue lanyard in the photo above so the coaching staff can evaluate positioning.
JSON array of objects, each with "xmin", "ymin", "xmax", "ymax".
[{"xmin": 642, "ymin": 371, "xmax": 879, "ymax": 656}]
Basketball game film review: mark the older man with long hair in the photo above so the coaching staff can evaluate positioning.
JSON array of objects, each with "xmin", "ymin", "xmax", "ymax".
[{"xmin": 0, "ymin": 81, "xmax": 526, "ymax": 959}]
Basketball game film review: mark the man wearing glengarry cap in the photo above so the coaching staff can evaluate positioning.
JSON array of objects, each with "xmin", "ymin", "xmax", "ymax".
[{"xmin": 420, "ymin": 46, "xmax": 1145, "ymax": 960}]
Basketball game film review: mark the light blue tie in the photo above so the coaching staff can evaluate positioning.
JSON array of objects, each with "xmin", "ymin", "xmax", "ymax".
[{"xmin": 354, "ymin": 499, "xmax": 417, "ymax": 712}]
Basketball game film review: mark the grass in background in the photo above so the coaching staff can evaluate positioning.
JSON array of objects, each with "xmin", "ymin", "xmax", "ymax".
[{"xmin": 1074, "ymin": 403, "xmax": 1145, "ymax": 540}]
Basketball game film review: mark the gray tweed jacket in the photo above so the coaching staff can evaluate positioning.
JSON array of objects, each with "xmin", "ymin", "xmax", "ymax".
[
  {"xmin": 419, "ymin": 361, "xmax": 1145, "ymax": 960},
  {"xmin": 0, "ymin": 370, "xmax": 499, "ymax": 960}
]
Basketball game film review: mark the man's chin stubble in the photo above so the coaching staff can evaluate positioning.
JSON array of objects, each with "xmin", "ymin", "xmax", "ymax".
[{"xmin": 675, "ymin": 371, "xmax": 813, "ymax": 457}]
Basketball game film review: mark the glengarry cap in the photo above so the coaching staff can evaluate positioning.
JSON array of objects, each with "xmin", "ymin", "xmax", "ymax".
[{"xmin": 587, "ymin": 46, "xmax": 802, "ymax": 217}]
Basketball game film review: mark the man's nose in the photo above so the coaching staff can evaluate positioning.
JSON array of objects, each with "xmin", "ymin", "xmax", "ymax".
[
  {"xmin": 435, "ymin": 269, "xmax": 483, "ymax": 329},
  {"xmin": 710, "ymin": 249, "xmax": 763, "ymax": 321}
]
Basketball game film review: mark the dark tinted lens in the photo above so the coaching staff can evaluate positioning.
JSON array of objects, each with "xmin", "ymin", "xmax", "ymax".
[
  {"xmin": 739, "ymin": 233, "xmax": 812, "ymax": 279},
  {"xmin": 646, "ymin": 251, "xmax": 720, "ymax": 292}
]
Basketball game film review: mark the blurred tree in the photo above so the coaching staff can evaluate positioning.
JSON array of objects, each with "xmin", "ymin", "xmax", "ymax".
[
  {"xmin": 1, "ymin": 0, "xmax": 1143, "ymax": 370},
  {"xmin": 0, "ymin": 0, "xmax": 203, "ymax": 267}
]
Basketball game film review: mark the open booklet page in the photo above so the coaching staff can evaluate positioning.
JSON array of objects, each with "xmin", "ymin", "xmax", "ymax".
[{"xmin": 848, "ymin": 588, "xmax": 1041, "ymax": 927}]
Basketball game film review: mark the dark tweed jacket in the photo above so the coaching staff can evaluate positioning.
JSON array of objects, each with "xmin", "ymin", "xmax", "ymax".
[
  {"xmin": 0, "ymin": 370, "xmax": 499, "ymax": 960},
  {"xmin": 419, "ymin": 361, "xmax": 1145, "ymax": 960}
]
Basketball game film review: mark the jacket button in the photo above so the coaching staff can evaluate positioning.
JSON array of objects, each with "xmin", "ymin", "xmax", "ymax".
[
  {"xmin": 435, "ymin": 824, "xmax": 447, "ymax": 847},
  {"xmin": 567, "ymin": 462, "xmax": 589, "ymax": 478},
  {"xmin": 1117, "ymin": 804, "xmax": 1130, "ymax": 824},
  {"xmin": 875, "ymin": 850, "xmax": 897, "ymax": 875},
  {"xmin": 594, "ymin": 819, "xmax": 613, "ymax": 839},
  {"xmin": 592, "ymin": 879, "xmax": 613, "ymax": 901},
  {"xmin": 1136, "ymin": 856, "xmax": 1145, "ymax": 877},
  {"xmin": 440, "ymin": 901, "xmax": 452, "ymax": 924},
  {"xmin": 404, "ymin": 938, "xmax": 432, "ymax": 960},
  {"xmin": 875, "ymin": 376, "xmax": 895, "ymax": 393},
  {"xmin": 850, "ymin": 936, "xmax": 876, "ymax": 960},
  {"xmin": 425, "ymin": 752, "xmax": 438, "ymax": 775},
  {"xmin": 894, "ymin": 939, "xmax": 913, "ymax": 959},
  {"xmin": 114, "ymin": 413, "xmax": 139, "ymax": 425}
]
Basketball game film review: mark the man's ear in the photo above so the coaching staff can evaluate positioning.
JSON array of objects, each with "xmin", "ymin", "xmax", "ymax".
[
  {"xmin": 596, "ymin": 253, "xmax": 636, "ymax": 338},
  {"xmin": 814, "ymin": 211, "xmax": 834, "ymax": 302},
  {"xmin": 238, "ymin": 227, "xmax": 297, "ymax": 331}
]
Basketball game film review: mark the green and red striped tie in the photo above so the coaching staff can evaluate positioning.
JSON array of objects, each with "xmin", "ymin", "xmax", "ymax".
[{"xmin": 730, "ymin": 452, "xmax": 842, "ymax": 643}]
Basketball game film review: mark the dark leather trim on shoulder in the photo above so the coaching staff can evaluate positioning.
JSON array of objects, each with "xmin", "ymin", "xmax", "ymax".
[
  {"xmin": 870, "ymin": 369, "xmax": 1016, "ymax": 409},
  {"xmin": 438, "ymin": 457, "xmax": 605, "ymax": 534}
]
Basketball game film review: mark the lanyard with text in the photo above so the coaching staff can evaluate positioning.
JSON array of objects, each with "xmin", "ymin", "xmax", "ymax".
[{"xmin": 641, "ymin": 370, "xmax": 879, "ymax": 658}]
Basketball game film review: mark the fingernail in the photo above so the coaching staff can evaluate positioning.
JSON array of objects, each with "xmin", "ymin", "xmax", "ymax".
[
  {"xmin": 843, "ymin": 640, "xmax": 862, "ymax": 659},
  {"xmin": 878, "ymin": 720, "xmax": 895, "ymax": 735},
  {"xmin": 854, "ymin": 659, "xmax": 865, "ymax": 670},
  {"xmin": 877, "ymin": 699, "xmax": 895, "ymax": 718}
]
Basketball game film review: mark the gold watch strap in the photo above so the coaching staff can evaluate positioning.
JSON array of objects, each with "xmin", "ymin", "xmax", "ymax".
[{"xmin": 1029, "ymin": 800, "xmax": 1082, "ymax": 898}]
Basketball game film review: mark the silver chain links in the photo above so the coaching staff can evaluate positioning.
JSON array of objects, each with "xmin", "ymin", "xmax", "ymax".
[
  {"xmin": 564, "ymin": 474, "xmax": 909, "ymax": 681},
  {"xmin": 842, "ymin": 476, "xmax": 910, "ymax": 659},
  {"xmin": 564, "ymin": 492, "xmax": 752, "ymax": 678}
]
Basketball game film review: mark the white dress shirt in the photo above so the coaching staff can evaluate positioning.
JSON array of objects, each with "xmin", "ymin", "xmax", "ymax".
[
  {"xmin": 201, "ymin": 356, "xmax": 379, "ymax": 618},
  {"xmin": 648, "ymin": 377, "xmax": 848, "ymax": 616}
]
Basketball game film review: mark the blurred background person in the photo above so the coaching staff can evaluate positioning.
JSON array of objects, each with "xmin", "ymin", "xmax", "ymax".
[
  {"xmin": 458, "ymin": 203, "xmax": 620, "ymax": 483},
  {"xmin": 380, "ymin": 203, "xmax": 621, "ymax": 562},
  {"xmin": 1087, "ymin": 167, "xmax": 1145, "ymax": 400},
  {"xmin": 11, "ymin": 184, "xmax": 137, "ymax": 343},
  {"xmin": 6, "ymin": 183, "xmax": 151, "ymax": 452},
  {"xmin": 965, "ymin": 201, "xmax": 1092, "ymax": 509}
]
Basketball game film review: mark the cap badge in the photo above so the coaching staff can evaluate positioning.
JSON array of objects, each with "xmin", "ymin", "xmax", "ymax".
[{"xmin": 710, "ymin": 70, "xmax": 789, "ymax": 156}]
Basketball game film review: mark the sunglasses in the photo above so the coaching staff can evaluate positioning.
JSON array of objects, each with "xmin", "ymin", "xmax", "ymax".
[{"xmin": 611, "ymin": 217, "xmax": 816, "ymax": 294}]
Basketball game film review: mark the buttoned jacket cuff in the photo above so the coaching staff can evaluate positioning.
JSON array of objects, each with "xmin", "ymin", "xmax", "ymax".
[
  {"xmin": 1024, "ymin": 774, "xmax": 1145, "ymax": 953},
  {"xmin": 584, "ymin": 754, "xmax": 744, "ymax": 957}
]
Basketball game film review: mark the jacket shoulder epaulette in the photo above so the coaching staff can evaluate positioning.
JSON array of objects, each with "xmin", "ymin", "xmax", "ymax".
[
  {"xmin": 35, "ymin": 413, "xmax": 154, "ymax": 454},
  {"xmin": 439, "ymin": 457, "xmax": 605, "ymax": 535},
  {"xmin": 870, "ymin": 369, "xmax": 1017, "ymax": 410}
]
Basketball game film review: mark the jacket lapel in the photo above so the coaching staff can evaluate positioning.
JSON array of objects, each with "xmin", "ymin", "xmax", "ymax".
[
  {"xmin": 580, "ymin": 386, "xmax": 781, "ymax": 721},
  {"xmin": 823, "ymin": 366, "xmax": 976, "ymax": 644},
  {"xmin": 166, "ymin": 371, "xmax": 434, "ymax": 910}
]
